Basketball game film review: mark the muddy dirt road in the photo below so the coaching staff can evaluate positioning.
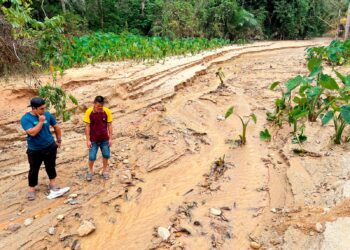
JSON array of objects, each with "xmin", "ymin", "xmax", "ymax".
[{"xmin": 1, "ymin": 38, "xmax": 350, "ymax": 250}]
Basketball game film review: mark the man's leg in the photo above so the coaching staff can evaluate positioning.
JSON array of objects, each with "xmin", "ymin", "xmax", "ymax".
[
  {"xmin": 43, "ymin": 143, "xmax": 58, "ymax": 189},
  {"xmin": 27, "ymin": 150, "xmax": 43, "ymax": 197},
  {"xmin": 87, "ymin": 142, "xmax": 98, "ymax": 181},
  {"xmin": 100, "ymin": 140, "xmax": 110, "ymax": 180}
]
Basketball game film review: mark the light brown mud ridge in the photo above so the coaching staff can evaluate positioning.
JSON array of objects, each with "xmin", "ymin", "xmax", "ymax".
[{"xmin": 3, "ymin": 38, "xmax": 350, "ymax": 250}]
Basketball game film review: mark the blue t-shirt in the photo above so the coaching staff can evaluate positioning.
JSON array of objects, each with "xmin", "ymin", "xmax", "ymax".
[{"xmin": 20, "ymin": 111, "xmax": 57, "ymax": 150}]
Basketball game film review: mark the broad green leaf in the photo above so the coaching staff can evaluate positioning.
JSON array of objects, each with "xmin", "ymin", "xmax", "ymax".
[
  {"xmin": 293, "ymin": 96, "xmax": 307, "ymax": 106},
  {"xmin": 306, "ymin": 86, "xmax": 322, "ymax": 98},
  {"xmin": 69, "ymin": 94, "xmax": 78, "ymax": 105},
  {"xmin": 307, "ymin": 57, "xmax": 322, "ymax": 72},
  {"xmin": 260, "ymin": 129, "xmax": 271, "ymax": 141},
  {"xmin": 286, "ymin": 75, "xmax": 303, "ymax": 92},
  {"xmin": 340, "ymin": 105, "xmax": 350, "ymax": 124},
  {"xmin": 225, "ymin": 106, "xmax": 234, "ymax": 119},
  {"xmin": 321, "ymin": 111, "xmax": 334, "ymax": 125},
  {"xmin": 275, "ymin": 98, "xmax": 285, "ymax": 109},
  {"xmin": 270, "ymin": 81, "xmax": 280, "ymax": 90},
  {"xmin": 319, "ymin": 74, "xmax": 339, "ymax": 90},
  {"xmin": 250, "ymin": 113, "xmax": 257, "ymax": 124},
  {"xmin": 307, "ymin": 58, "xmax": 322, "ymax": 77},
  {"xmin": 335, "ymin": 71, "xmax": 350, "ymax": 86}
]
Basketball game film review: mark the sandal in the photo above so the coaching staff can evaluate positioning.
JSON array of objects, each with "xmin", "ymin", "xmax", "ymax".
[
  {"xmin": 102, "ymin": 172, "xmax": 109, "ymax": 180},
  {"xmin": 86, "ymin": 172, "xmax": 93, "ymax": 181},
  {"xmin": 27, "ymin": 191, "xmax": 36, "ymax": 201}
]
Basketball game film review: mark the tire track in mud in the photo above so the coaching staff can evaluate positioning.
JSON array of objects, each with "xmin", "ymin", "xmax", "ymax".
[{"xmin": 0, "ymin": 39, "xmax": 331, "ymax": 250}]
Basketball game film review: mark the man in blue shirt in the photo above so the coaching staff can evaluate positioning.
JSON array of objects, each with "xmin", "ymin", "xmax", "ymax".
[{"xmin": 20, "ymin": 97, "xmax": 62, "ymax": 201}]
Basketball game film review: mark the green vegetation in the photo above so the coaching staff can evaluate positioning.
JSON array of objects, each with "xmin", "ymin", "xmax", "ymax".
[
  {"xmin": 307, "ymin": 39, "xmax": 350, "ymax": 66},
  {"xmin": 225, "ymin": 106, "xmax": 257, "ymax": 145},
  {"xmin": 37, "ymin": 73, "xmax": 78, "ymax": 122},
  {"xmin": 46, "ymin": 33, "xmax": 230, "ymax": 70},
  {"xmin": 215, "ymin": 67, "xmax": 226, "ymax": 88},
  {"xmin": 260, "ymin": 129, "xmax": 271, "ymax": 142},
  {"xmin": 268, "ymin": 39, "xmax": 350, "ymax": 145},
  {"xmin": 1, "ymin": 0, "xmax": 347, "ymax": 76}
]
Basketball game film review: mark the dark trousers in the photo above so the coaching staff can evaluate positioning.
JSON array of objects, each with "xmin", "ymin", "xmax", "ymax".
[{"xmin": 27, "ymin": 143, "xmax": 58, "ymax": 187}]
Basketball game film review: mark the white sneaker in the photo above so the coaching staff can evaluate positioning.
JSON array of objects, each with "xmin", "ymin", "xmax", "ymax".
[{"xmin": 46, "ymin": 187, "xmax": 70, "ymax": 199}]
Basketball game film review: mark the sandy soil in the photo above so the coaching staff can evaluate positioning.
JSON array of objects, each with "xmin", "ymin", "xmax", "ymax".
[{"xmin": 1, "ymin": 38, "xmax": 350, "ymax": 250}]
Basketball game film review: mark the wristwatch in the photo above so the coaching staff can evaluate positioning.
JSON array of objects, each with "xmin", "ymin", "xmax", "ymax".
[{"xmin": 57, "ymin": 139, "xmax": 62, "ymax": 143}]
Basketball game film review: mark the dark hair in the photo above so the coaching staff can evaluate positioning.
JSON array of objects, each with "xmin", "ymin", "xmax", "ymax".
[{"xmin": 94, "ymin": 96, "xmax": 105, "ymax": 104}]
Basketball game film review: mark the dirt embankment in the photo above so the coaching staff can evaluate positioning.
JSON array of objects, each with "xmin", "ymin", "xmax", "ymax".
[{"xmin": 1, "ymin": 38, "xmax": 350, "ymax": 250}]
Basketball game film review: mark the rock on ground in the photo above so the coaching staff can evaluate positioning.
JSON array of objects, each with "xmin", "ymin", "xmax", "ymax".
[
  {"xmin": 77, "ymin": 220, "xmax": 96, "ymax": 237},
  {"xmin": 322, "ymin": 217, "xmax": 350, "ymax": 250}
]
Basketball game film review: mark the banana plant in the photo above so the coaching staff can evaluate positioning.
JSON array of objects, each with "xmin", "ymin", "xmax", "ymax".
[{"xmin": 225, "ymin": 106, "xmax": 257, "ymax": 145}]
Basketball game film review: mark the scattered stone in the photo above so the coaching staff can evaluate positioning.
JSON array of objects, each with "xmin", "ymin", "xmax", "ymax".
[
  {"xmin": 77, "ymin": 220, "xmax": 96, "ymax": 237},
  {"xmin": 270, "ymin": 239, "xmax": 280, "ymax": 245},
  {"xmin": 119, "ymin": 169, "xmax": 132, "ymax": 184},
  {"xmin": 216, "ymin": 115, "xmax": 225, "ymax": 121},
  {"xmin": 310, "ymin": 231, "xmax": 315, "ymax": 236},
  {"xmin": 47, "ymin": 227, "xmax": 56, "ymax": 235},
  {"xmin": 7, "ymin": 223, "xmax": 21, "ymax": 232},
  {"xmin": 64, "ymin": 198, "xmax": 74, "ymax": 204},
  {"xmin": 122, "ymin": 159, "xmax": 129, "ymax": 164},
  {"xmin": 210, "ymin": 208, "xmax": 222, "ymax": 216},
  {"xmin": 250, "ymin": 241, "xmax": 261, "ymax": 249},
  {"xmin": 69, "ymin": 200, "xmax": 79, "ymax": 205},
  {"xmin": 57, "ymin": 214, "xmax": 65, "ymax": 221},
  {"xmin": 157, "ymin": 227, "xmax": 170, "ymax": 241},
  {"xmin": 24, "ymin": 218, "xmax": 33, "ymax": 226},
  {"xmin": 315, "ymin": 223, "xmax": 324, "ymax": 233},
  {"xmin": 69, "ymin": 193, "xmax": 78, "ymax": 198}
]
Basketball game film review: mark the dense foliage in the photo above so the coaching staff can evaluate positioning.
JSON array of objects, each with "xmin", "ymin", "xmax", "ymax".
[
  {"xmin": 29, "ymin": 0, "xmax": 341, "ymax": 40},
  {"xmin": 48, "ymin": 32, "xmax": 230, "ymax": 70},
  {"xmin": 268, "ymin": 39, "xmax": 350, "ymax": 145},
  {"xmin": 0, "ymin": 0, "xmax": 347, "ymax": 76}
]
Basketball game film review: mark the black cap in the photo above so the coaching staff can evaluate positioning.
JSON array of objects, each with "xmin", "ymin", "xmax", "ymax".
[{"xmin": 28, "ymin": 97, "xmax": 45, "ymax": 108}]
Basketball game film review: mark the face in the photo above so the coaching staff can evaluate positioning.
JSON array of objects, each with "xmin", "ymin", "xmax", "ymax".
[
  {"xmin": 94, "ymin": 102, "xmax": 103, "ymax": 111},
  {"xmin": 34, "ymin": 105, "xmax": 46, "ymax": 115}
]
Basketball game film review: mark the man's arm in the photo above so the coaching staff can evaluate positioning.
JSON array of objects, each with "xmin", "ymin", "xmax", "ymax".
[
  {"xmin": 53, "ymin": 124, "xmax": 62, "ymax": 147},
  {"xmin": 108, "ymin": 122, "xmax": 113, "ymax": 146},
  {"xmin": 86, "ymin": 123, "xmax": 92, "ymax": 148},
  {"xmin": 26, "ymin": 115, "xmax": 46, "ymax": 136}
]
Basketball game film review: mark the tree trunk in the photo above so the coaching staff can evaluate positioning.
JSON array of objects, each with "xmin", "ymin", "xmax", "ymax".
[
  {"xmin": 60, "ymin": 0, "xmax": 66, "ymax": 13},
  {"xmin": 345, "ymin": 3, "xmax": 350, "ymax": 39},
  {"xmin": 141, "ymin": 0, "xmax": 145, "ymax": 16}
]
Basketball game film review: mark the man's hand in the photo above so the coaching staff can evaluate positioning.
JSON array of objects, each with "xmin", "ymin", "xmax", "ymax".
[
  {"xmin": 87, "ymin": 140, "xmax": 92, "ymax": 149},
  {"xmin": 56, "ymin": 141, "xmax": 61, "ymax": 148},
  {"xmin": 108, "ymin": 139, "xmax": 112, "ymax": 147},
  {"xmin": 38, "ymin": 115, "xmax": 46, "ymax": 123}
]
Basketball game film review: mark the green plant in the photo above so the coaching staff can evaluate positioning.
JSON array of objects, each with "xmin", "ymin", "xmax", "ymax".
[
  {"xmin": 306, "ymin": 39, "xmax": 350, "ymax": 66},
  {"xmin": 225, "ymin": 106, "xmax": 257, "ymax": 145},
  {"xmin": 37, "ymin": 73, "xmax": 78, "ymax": 122},
  {"xmin": 321, "ymin": 105, "xmax": 350, "ymax": 144},
  {"xmin": 260, "ymin": 128, "xmax": 271, "ymax": 141},
  {"xmin": 291, "ymin": 124, "xmax": 307, "ymax": 144},
  {"xmin": 269, "ymin": 39, "xmax": 350, "ymax": 144},
  {"xmin": 216, "ymin": 67, "xmax": 225, "ymax": 87}
]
